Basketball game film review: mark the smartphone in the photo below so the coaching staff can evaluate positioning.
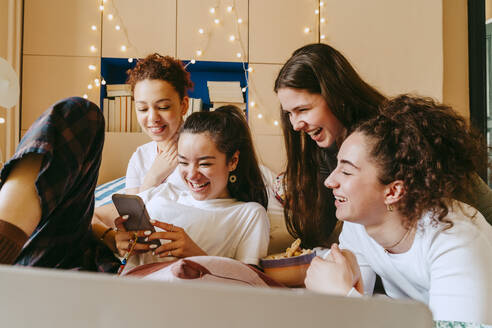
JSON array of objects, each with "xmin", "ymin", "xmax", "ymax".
[{"xmin": 111, "ymin": 193, "xmax": 161, "ymax": 246}]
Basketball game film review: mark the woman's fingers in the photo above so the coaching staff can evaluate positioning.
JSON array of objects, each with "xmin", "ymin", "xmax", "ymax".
[
  {"xmin": 150, "ymin": 220, "xmax": 182, "ymax": 232},
  {"xmin": 114, "ymin": 215, "xmax": 128, "ymax": 231},
  {"xmin": 152, "ymin": 240, "xmax": 181, "ymax": 257}
]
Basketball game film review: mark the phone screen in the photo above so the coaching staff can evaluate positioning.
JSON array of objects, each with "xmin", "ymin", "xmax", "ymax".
[{"xmin": 112, "ymin": 193, "xmax": 161, "ymax": 246}]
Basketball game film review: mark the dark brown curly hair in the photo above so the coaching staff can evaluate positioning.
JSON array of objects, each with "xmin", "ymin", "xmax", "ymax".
[
  {"xmin": 356, "ymin": 94, "xmax": 488, "ymax": 227},
  {"xmin": 126, "ymin": 53, "xmax": 193, "ymax": 99}
]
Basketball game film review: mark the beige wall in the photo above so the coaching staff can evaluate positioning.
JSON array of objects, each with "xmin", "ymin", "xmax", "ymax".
[
  {"xmin": 0, "ymin": 0, "xmax": 8, "ymax": 163},
  {"xmin": 443, "ymin": 0, "xmax": 469, "ymax": 119},
  {"xmin": 487, "ymin": 0, "xmax": 492, "ymax": 20}
]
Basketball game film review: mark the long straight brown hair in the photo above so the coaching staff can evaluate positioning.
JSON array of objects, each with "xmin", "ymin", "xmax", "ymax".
[{"xmin": 274, "ymin": 43, "xmax": 386, "ymax": 247}]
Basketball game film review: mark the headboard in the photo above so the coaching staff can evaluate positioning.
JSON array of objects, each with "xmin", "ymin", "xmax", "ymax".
[{"xmin": 0, "ymin": 265, "xmax": 433, "ymax": 328}]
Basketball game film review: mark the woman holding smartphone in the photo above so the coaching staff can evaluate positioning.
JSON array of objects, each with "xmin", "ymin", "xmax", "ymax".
[
  {"xmin": 305, "ymin": 95, "xmax": 492, "ymax": 324},
  {"xmin": 94, "ymin": 106, "xmax": 270, "ymax": 271}
]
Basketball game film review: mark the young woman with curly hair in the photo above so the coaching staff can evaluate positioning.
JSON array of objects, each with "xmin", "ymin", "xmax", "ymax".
[
  {"xmin": 305, "ymin": 95, "xmax": 492, "ymax": 324},
  {"xmin": 125, "ymin": 53, "xmax": 193, "ymax": 194}
]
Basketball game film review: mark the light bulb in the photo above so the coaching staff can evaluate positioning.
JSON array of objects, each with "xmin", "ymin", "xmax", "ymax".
[
  {"xmin": 88, "ymin": 64, "xmax": 96, "ymax": 70},
  {"xmin": 94, "ymin": 78, "xmax": 100, "ymax": 86},
  {"xmin": 273, "ymin": 120, "xmax": 279, "ymax": 126},
  {"xmin": 115, "ymin": 25, "xmax": 121, "ymax": 30},
  {"xmin": 237, "ymin": 18, "xmax": 243, "ymax": 24},
  {"xmin": 198, "ymin": 28, "xmax": 204, "ymax": 34},
  {"xmin": 247, "ymin": 67, "xmax": 253, "ymax": 73},
  {"xmin": 315, "ymin": 9, "xmax": 319, "ymax": 14},
  {"xmin": 209, "ymin": 7, "xmax": 215, "ymax": 14},
  {"xmin": 227, "ymin": 6, "xmax": 233, "ymax": 12},
  {"xmin": 88, "ymin": 84, "xmax": 93, "ymax": 90},
  {"xmin": 320, "ymin": 18, "xmax": 325, "ymax": 23},
  {"xmin": 257, "ymin": 114, "xmax": 263, "ymax": 119},
  {"xmin": 196, "ymin": 50, "xmax": 202, "ymax": 56},
  {"xmin": 320, "ymin": 34, "xmax": 326, "ymax": 40},
  {"xmin": 191, "ymin": 59, "xmax": 196, "ymax": 64},
  {"xmin": 121, "ymin": 45, "xmax": 127, "ymax": 52},
  {"xmin": 108, "ymin": 14, "xmax": 113, "ymax": 20},
  {"xmin": 99, "ymin": 5, "xmax": 104, "ymax": 11},
  {"xmin": 128, "ymin": 58, "xmax": 133, "ymax": 63},
  {"xmin": 304, "ymin": 27, "xmax": 310, "ymax": 34},
  {"xmin": 236, "ymin": 53, "xmax": 242, "ymax": 58},
  {"xmin": 320, "ymin": 1, "xmax": 324, "ymax": 7},
  {"xmin": 90, "ymin": 45, "xmax": 97, "ymax": 52},
  {"xmin": 241, "ymin": 87, "xmax": 247, "ymax": 92},
  {"xmin": 0, "ymin": 117, "xmax": 5, "ymax": 124},
  {"xmin": 83, "ymin": 94, "xmax": 88, "ymax": 99},
  {"xmin": 103, "ymin": 0, "xmax": 107, "ymax": 3},
  {"xmin": 214, "ymin": 18, "xmax": 220, "ymax": 24},
  {"xmin": 249, "ymin": 101, "xmax": 255, "ymax": 107},
  {"xmin": 91, "ymin": 25, "xmax": 97, "ymax": 31},
  {"xmin": 229, "ymin": 35, "xmax": 235, "ymax": 41},
  {"xmin": 101, "ymin": 79, "xmax": 107, "ymax": 85}
]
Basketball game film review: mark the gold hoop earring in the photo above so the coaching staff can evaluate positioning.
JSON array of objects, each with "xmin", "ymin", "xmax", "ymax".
[
  {"xmin": 386, "ymin": 204, "xmax": 393, "ymax": 212},
  {"xmin": 229, "ymin": 174, "xmax": 237, "ymax": 183}
]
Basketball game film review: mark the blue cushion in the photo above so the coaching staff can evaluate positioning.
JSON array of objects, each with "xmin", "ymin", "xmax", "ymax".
[{"xmin": 95, "ymin": 177, "xmax": 126, "ymax": 207}]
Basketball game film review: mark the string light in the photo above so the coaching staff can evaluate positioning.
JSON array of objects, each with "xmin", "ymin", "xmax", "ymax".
[
  {"xmin": 237, "ymin": 18, "xmax": 243, "ymax": 24},
  {"xmin": 236, "ymin": 52, "xmax": 242, "ymax": 58},
  {"xmin": 242, "ymin": 87, "xmax": 247, "ymax": 92},
  {"xmin": 257, "ymin": 114, "xmax": 263, "ymax": 119},
  {"xmin": 94, "ymin": 78, "xmax": 100, "ymax": 87},
  {"xmin": 320, "ymin": 18, "xmax": 325, "ymax": 23},
  {"xmin": 99, "ymin": 5, "xmax": 104, "ymax": 11},
  {"xmin": 198, "ymin": 28, "xmax": 204, "ymax": 34},
  {"xmin": 115, "ymin": 25, "xmax": 121, "ymax": 30},
  {"xmin": 229, "ymin": 35, "xmax": 236, "ymax": 42},
  {"xmin": 196, "ymin": 50, "xmax": 203, "ymax": 56},
  {"xmin": 304, "ymin": 27, "xmax": 310, "ymax": 34},
  {"xmin": 83, "ymin": 94, "xmax": 88, "ymax": 99},
  {"xmin": 108, "ymin": 14, "xmax": 114, "ymax": 20},
  {"xmin": 191, "ymin": 59, "xmax": 196, "ymax": 64},
  {"xmin": 273, "ymin": 120, "xmax": 279, "ymax": 126},
  {"xmin": 249, "ymin": 101, "xmax": 255, "ymax": 107},
  {"xmin": 101, "ymin": 80, "xmax": 106, "ymax": 86},
  {"xmin": 214, "ymin": 18, "xmax": 220, "ymax": 24},
  {"xmin": 88, "ymin": 64, "xmax": 96, "ymax": 70},
  {"xmin": 90, "ymin": 45, "xmax": 97, "ymax": 52},
  {"xmin": 320, "ymin": 34, "xmax": 326, "ymax": 40},
  {"xmin": 91, "ymin": 25, "xmax": 97, "ymax": 31},
  {"xmin": 0, "ymin": 117, "xmax": 5, "ymax": 124},
  {"xmin": 209, "ymin": 7, "xmax": 216, "ymax": 14},
  {"xmin": 315, "ymin": 9, "xmax": 319, "ymax": 14},
  {"xmin": 247, "ymin": 67, "xmax": 253, "ymax": 73},
  {"xmin": 121, "ymin": 45, "xmax": 127, "ymax": 52},
  {"xmin": 227, "ymin": 6, "xmax": 233, "ymax": 12},
  {"xmin": 87, "ymin": 84, "xmax": 93, "ymax": 90}
]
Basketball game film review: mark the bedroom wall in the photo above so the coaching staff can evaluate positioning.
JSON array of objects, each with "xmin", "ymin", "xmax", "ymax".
[{"xmin": 19, "ymin": 0, "xmax": 461, "ymax": 182}]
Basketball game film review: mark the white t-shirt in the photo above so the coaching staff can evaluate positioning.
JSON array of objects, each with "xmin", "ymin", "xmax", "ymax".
[
  {"xmin": 125, "ymin": 141, "xmax": 185, "ymax": 190},
  {"xmin": 125, "ymin": 182, "xmax": 270, "ymax": 271},
  {"xmin": 339, "ymin": 201, "xmax": 492, "ymax": 324}
]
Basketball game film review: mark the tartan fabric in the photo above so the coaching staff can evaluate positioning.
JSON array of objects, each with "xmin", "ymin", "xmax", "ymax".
[{"xmin": 0, "ymin": 97, "xmax": 119, "ymax": 272}]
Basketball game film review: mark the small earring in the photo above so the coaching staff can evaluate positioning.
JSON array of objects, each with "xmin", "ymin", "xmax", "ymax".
[
  {"xmin": 386, "ymin": 204, "xmax": 393, "ymax": 212},
  {"xmin": 229, "ymin": 174, "xmax": 237, "ymax": 183}
]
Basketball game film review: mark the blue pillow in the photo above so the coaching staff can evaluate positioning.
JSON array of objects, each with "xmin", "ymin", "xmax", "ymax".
[{"xmin": 94, "ymin": 177, "xmax": 126, "ymax": 207}]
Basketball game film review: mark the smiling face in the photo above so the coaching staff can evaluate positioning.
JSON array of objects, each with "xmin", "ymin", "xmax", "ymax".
[
  {"xmin": 178, "ymin": 132, "xmax": 238, "ymax": 201},
  {"xmin": 324, "ymin": 132, "xmax": 388, "ymax": 226},
  {"xmin": 134, "ymin": 79, "xmax": 188, "ymax": 143},
  {"xmin": 277, "ymin": 87, "xmax": 345, "ymax": 148}
]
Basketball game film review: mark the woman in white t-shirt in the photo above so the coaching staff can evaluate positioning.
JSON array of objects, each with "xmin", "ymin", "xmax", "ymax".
[
  {"xmin": 94, "ymin": 106, "xmax": 270, "ymax": 268},
  {"xmin": 304, "ymin": 95, "xmax": 492, "ymax": 324},
  {"xmin": 125, "ymin": 53, "xmax": 193, "ymax": 194}
]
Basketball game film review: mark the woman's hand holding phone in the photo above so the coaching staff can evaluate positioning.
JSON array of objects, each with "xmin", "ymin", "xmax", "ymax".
[
  {"xmin": 114, "ymin": 216, "xmax": 158, "ymax": 257},
  {"xmin": 147, "ymin": 220, "xmax": 207, "ymax": 258}
]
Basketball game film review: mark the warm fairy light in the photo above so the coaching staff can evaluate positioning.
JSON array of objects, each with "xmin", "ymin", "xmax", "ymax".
[
  {"xmin": 191, "ymin": 59, "xmax": 196, "ymax": 64},
  {"xmin": 91, "ymin": 25, "xmax": 97, "ymax": 31},
  {"xmin": 257, "ymin": 114, "xmax": 263, "ymax": 119},
  {"xmin": 102, "ymin": 0, "xmax": 107, "ymax": 2},
  {"xmin": 121, "ymin": 45, "xmax": 127, "ymax": 51},
  {"xmin": 128, "ymin": 58, "xmax": 133, "ymax": 63},
  {"xmin": 209, "ymin": 7, "xmax": 216, "ymax": 14},
  {"xmin": 247, "ymin": 67, "xmax": 253, "ymax": 73},
  {"xmin": 0, "ymin": 117, "xmax": 5, "ymax": 124},
  {"xmin": 83, "ymin": 94, "xmax": 88, "ymax": 99},
  {"xmin": 320, "ymin": 1, "xmax": 324, "ymax": 6},
  {"xmin": 237, "ymin": 18, "xmax": 243, "ymax": 24},
  {"xmin": 320, "ymin": 34, "xmax": 326, "ymax": 40},
  {"xmin": 101, "ymin": 79, "xmax": 106, "ymax": 85},
  {"xmin": 249, "ymin": 101, "xmax": 255, "ymax": 107},
  {"xmin": 227, "ymin": 6, "xmax": 233, "ymax": 12},
  {"xmin": 115, "ymin": 25, "xmax": 121, "ymax": 30},
  {"xmin": 108, "ymin": 14, "xmax": 114, "ymax": 20},
  {"xmin": 236, "ymin": 52, "xmax": 242, "ymax": 58},
  {"xmin": 214, "ymin": 18, "xmax": 220, "ymax": 24},
  {"xmin": 304, "ymin": 27, "xmax": 310, "ymax": 33},
  {"xmin": 229, "ymin": 35, "xmax": 235, "ymax": 41},
  {"xmin": 273, "ymin": 120, "xmax": 279, "ymax": 126},
  {"xmin": 88, "ymin": 64, "xmax": 96, "ymax": 71},
  {"xmin": 90, "ymin": 45, "xmax": 97, "ymax": 52},
  {"xmin": 99, "ymin": 5, "xmax": 104, "ymax": 11},
  {"xmin": 242, "ymin": 87, "xmax": 247, "ymax": 92},
  {"xmin": 94, "ymin": 78, "xmax": 100, "ymax": 86},
  {"xmin": 315, "ymin": 9, "xmax": 319, "ymax": 14},
  {"xmin": 88, "ymin": 84, "xmax": 93, "ymax": 90},
  {"xmin": 196, "ymin": 50, "xmax": 203, "ymax": 56},
  {"xmin": 199, "ymin": 28, "xmax": 204, "ymax": 34},
  {"xmin": 320, "ymin": 18, "xmax": 325, "ymax": 23}
]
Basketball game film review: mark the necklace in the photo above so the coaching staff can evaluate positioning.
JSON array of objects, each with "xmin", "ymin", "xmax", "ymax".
[{"xmin": 383, "ymin": 226, "xmax": 413, "ymax": 253}]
